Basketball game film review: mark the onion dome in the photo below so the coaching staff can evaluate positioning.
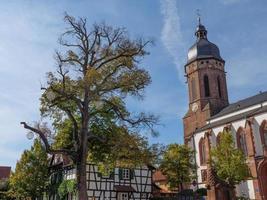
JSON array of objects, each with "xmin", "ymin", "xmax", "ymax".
[{"xmin": 187, "ymin": 20, "xmax": 223, "ymax": 64}]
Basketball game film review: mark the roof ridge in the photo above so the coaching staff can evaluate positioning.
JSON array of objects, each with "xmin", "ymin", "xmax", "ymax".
[{"xmin": 209, "ymin": 91, "xmax": 267, "ymax": 120}]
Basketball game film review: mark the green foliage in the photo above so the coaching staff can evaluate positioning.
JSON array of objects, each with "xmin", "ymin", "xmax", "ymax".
[
  {"xmin": 8, "ymin": 139, "xmax": 49, "ymax": 199},
  {"xmin": 58, "ymin": 179, "xmax": 77, "ymax": 199},
  {"xmin": 195, "ymin": 188, "xmax": 207, "ymax": 196},
  {"xmin": 0, "ymin": 179, "xmax": 9, "ymax": 191},
  {"xmin": 88, "ymin": 127, "xmax": 163, "ymax": 170},
  {"xmin": 159, "ymin": 144, "xmax": 196, "ymax": 190},
  {"xmin": 211, "ymin": 131, "xmax": 250, "ymax": 187}
]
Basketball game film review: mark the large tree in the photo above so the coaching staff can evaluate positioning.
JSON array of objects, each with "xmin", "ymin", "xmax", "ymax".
[
  {"xmin": 159, "ymin": 144, "xmax": 196, "ymax": 191},
  {"xmin": 21, "ymin": 14, "xmax": 157, "ymax": 199},
  {"xmin": 211, "ymin": 131, "xmax": 250, "ymax": 197},
  {"xmin": 8, "ymin": 139, "xmax": 49, "ymax": 199}
]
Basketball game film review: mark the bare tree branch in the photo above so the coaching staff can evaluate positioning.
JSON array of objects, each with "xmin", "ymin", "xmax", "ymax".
[{"xmin": 20, "ymin": 122, "xmax": 76, "ymax": 157}]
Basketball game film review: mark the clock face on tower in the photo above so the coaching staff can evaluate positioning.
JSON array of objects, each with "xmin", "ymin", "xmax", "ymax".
[{"xmin": 191, "ymin": 103, "xmax": 199, "ymax": 112}]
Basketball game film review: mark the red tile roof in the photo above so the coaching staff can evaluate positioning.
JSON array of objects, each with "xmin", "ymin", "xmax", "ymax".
[
  {"xmin": 0, "ymin": 166, "xmax": 11, "ymax": 179},
  {"xmin": 153, "ymin": 170, "xmax": 167, "ymax": 182}
]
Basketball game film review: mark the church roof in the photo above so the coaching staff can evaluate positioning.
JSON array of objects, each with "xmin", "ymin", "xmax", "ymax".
[
  {"xmin": 210, "ymin": 91, "xmax": 267, "ymax": 120},
  {"xmin": 196, "ymin": 91, "xmax": 267, "ymax": 132},
  {"xmin": 186, "ymin": 23, "xmax": 224, "ymax": 64}
]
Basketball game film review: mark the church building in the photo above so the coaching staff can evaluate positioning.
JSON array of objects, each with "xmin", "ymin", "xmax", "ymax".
[{"xmin": 183, "ymin": 19, "xmax": 267, "ymax": 200}]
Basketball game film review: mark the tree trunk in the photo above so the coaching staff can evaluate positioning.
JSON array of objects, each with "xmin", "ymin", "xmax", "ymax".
[
  {"xmin": 229, "ymin": 185, "xmax": 236, "ymax": 200},
  {"xmin": 180, "ymin": 182, "xmax": 184, "ymax": 191},
  {"xmin": 76, "ymin": 134, "xmax": 88, "ymax": 200}
]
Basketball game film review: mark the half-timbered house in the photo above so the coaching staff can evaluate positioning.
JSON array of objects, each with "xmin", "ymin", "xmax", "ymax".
[{"xmin": 47, "ymin": 155, "xmax": 153, "ymax": 200}]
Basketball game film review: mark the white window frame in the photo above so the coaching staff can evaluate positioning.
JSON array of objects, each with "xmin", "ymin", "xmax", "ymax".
[
  {"xmin": 119, "ymin": 193, "xmax": 129, "ymax": 200},
  {"xmin": 122, "ymin": 169, "xmax": 130, "ymax": 179}
]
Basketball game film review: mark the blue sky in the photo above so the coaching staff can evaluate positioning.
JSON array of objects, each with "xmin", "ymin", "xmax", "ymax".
[{"xmin": 0, "ymin": 0, "xmax": 267, "ymax": 168}]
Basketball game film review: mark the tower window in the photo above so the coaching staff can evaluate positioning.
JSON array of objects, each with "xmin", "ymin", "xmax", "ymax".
[
  {"xmin": 204, "ymin": 75, "xmax": 210, "ymax": 97},
  {"xmin": 191, "ymin": 78, "xmax": 197, "ymax": 101},
  {"xmin": 217, "ymin": 76, "xmax": 222, "ymax": 98}
]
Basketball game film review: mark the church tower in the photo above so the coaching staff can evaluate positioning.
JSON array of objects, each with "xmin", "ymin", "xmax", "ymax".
[{"xmin": 183, "ymin": 19, "xmax": 229, "ymax": 141}]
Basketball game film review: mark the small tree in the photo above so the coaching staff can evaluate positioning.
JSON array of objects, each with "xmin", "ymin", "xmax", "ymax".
[
  {"xmin": 159, "ymin": 144, "xmax": 195, "ymax": 191},
  {"xmin": 211, "ymin": 131, "xmax": 250, "ymax": 196},
  {"xmin": 8, "ymin": 139, "xmax": 49, "ymax": 199}
]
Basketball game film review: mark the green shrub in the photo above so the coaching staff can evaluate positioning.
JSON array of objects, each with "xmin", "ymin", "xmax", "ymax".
[
  {"xmin": 195, "ymin": 188, "xmax": 207, "ymax": 196},
  {"xmin": 58, "ymin": 179, "xmax": 77, "ymax": 199}
]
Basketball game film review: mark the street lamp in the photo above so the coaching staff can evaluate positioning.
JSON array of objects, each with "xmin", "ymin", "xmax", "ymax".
[{"xmin": 26, "ymin": 131, "xmax": 34, "ymax": 140}]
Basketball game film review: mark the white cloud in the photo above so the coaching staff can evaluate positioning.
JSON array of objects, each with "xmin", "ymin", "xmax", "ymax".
[{"xmin": 160, "ymin": 0, "xmax": 185, "ymax": 80}]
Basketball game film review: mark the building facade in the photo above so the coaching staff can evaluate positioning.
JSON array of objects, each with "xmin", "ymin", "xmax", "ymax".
[
  {"xmin": 48, "ymin": 156, "xmax": 153, "ymax": 200},
  {"xmin": 183, "ymin": 19, "xmax": 267, "ymax": 200}
]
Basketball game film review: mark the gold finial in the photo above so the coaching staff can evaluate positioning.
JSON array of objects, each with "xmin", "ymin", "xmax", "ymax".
[{"xmin": 196, "ymin": 9, "xmax": 201, "ymax": 25}]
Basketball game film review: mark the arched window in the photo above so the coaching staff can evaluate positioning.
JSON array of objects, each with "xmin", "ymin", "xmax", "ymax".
[
  {"xmin": 237, "ymin": 128, "xmax": 248, "ymax": 156},
  {"xmin": 217, "ymin": 76, "xmax": 222, "ymax": 98},
  {"xmin": 260, "ymin": 120, "xmax": 267, "ymax": 146},
  {"xmin": 199, "ymin": 138, "xmax": 206, "ymax": 165},
  {"xmin": 216, "ymin": 132, "xmax": 222, "ymax": 145},
  {"xmin": 204, "ymin": 75, "xmax": 210, "ymax": 97},
  {"xmin": 191, "ymin": 77, "xmax": 197, "ymax": 101}
]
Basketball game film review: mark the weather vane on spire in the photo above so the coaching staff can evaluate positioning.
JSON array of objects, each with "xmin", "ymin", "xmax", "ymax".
[{"xmin": 196, "ymin": 9, "xmax": 201, "ymax": 25}]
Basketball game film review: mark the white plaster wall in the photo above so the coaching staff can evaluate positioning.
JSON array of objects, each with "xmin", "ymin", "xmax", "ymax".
[
  {"xmin": 236, "ymin": 180, "xmax": 255, "ymax": 199},
  {"xmin": 212, "ymin": 126, "xmax": 224, "ymax": 137},
  {"xmin": 231, "ymin": 119, "xmax": 246, "ymax": 132},
  {"xmin": 193, "ymin": 131, "xmax": 207, "ymax": 184},
  {"xmin": 255, "ymin": 112, "xmax": 267, "ymax": 126},
  {"xmin": 210, "ymin": 131, "xmax": 216, "ymax": 147}
]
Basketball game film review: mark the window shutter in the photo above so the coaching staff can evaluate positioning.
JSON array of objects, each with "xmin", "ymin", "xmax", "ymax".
[
  {"xmin": 119, "ymin": 168, "xmax": 123, "ymax": 180},
  {"xmin": 130, "ymin": 169, "xmax": 135, "ymax": 179}
]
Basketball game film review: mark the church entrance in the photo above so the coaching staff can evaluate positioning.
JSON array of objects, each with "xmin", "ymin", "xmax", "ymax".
[{"xmin": 260, "ymin": 161, "xmax": 267, "ymax": 200}]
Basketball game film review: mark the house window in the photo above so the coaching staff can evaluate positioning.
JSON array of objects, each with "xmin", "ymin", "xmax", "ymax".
[
  {"xmin": 122, "ymin": 169, "xmax": 130, "ymax": 179},
  {"xmin": 119, "ymin": 193, "xmax": 129, "ymax": 200},
  {"xmin": 199, "ymin": 138, "xmax": 207, "ymax": 165},
  {"xmin": 204, "ymin": 75, "xmax": 210, "ymax": 97},
  {"xmin": 141, "ymin": 193, "xmax": 147, "ymax": 198}
]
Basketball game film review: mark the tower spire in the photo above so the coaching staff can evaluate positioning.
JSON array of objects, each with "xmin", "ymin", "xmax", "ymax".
[
  {"xmin": 196, "ymin": 9, "xmax": 201, "ymax": 25},
  {"xmin": 195, "ymin": 10, "xmax": 207, "ymax": 40}
]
